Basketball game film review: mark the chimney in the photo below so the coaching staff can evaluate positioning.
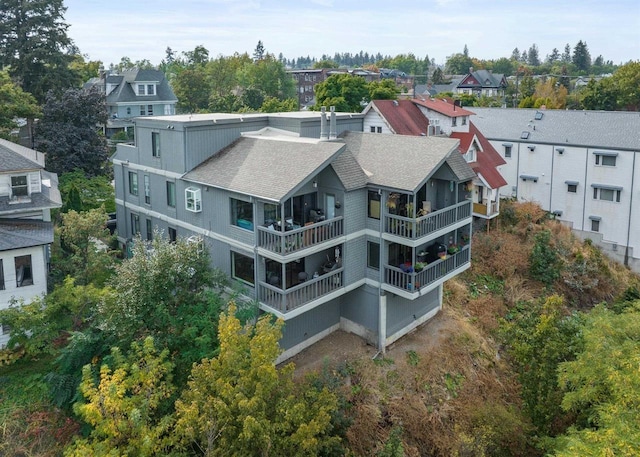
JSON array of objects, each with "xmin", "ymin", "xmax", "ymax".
[
  {"xmin": 319, "ymin": 106, "xmax": 328, "ymax": 140},
  {"xmin": 329, "ymin": 106, "xmax": 337, "ymax": 140},
  {"xmin": 469, "ymin": 66, "xmax": 473, "ymax": 74}
]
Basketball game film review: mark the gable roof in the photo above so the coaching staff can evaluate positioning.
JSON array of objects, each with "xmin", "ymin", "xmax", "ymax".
[
  {"xmin": 470, "ymin": 108, "xmax": 640, "ymax": 151},
  {"xmin": 0, "ymin": 219, "xmax": 54, "ymax": 251},
  {"xmin": 0, "ymin": 138, "xmax": 44, "ymax": 172},
  {"xmin": 451, "ymin": 123, "xmax": 508, "ymax": 189},
  {"xmin": 457, "ymin": 70, "xmax": 507, "ymax": 89},
  {"xmin": 182, "ymin": 135, "xmax": 345, "ymax": 202},
  {"xmin": 340, "ymin": 131, "xmax": 466, "ymax": 192},
  {"xmin": 412, "ymin": 98, "xmax": 475, "ymax": 118},
  {"xmin": 85, "ymin": 69, "xmax": 177, "ymax": 104},
  {"xmin": 364, "ymin": 100, "xmax": 429, "ymax": 136}
]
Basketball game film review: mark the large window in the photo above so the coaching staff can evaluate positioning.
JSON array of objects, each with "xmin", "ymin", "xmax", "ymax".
[
  {"xmin": 146, "ymin": 219, "xmax": 153, "ymax": 240},
  {"xmin": 144, "ymin": 175, "xmax": 150, "ymax": 204},
  {"xmin": 594, "ymin": 152, "xmax": 617, "ymax": 166},
  {"xmin": 232, "ymin": 252, "xmax": 254, "ymax": 285},
  {"xmin": 128, "ymin": 171, "xmax": 138, "ymax": 195},
  {"xmin": 166, "ymin": 181, "xmax": 176, "ymax": 208},
  {"xmin": 11, "ymin": 175, "xmax": 28, "ymax": 197},
  {"xmin": 15, "ymin": 255, "xmax": 32, "ymax": 287},
  {"xmin": 152, "ymin": 132, "xmax": 160, "ymax": 157},
  {"xmin": 368, "ymin": 241, "xmax": 380, "ymax": 270},
  {"xmin": 185, "ymin": 187, "xmax": 201, "ymax": 212},
  {"xmin": 231, "ymin": 198, "xmax": 253, "ymax": 230},
  {"xmin": 368, "ymin": 191, "xmax": 381, "ymax": 219},
  {"xmin": 131, "ymin": 213, "xmax": 140, "ymax": 235},
  {"xmin": 593, "ymin": 186, "xmax": 621, "ymax": 202}
]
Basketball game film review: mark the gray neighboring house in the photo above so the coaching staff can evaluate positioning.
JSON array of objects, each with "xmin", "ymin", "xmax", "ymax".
[
  {"xmin": 471, "ymin": 107, "xmax": 640, "ymax": 273},
  {"xmin": 0, "ymin": 139, "xmax": 61, "ymax": 346},
  {"xmin": 112, "ymin": 109, "xmax": 475, "ymax": 360},
  {"xmin": 84, "ymin": 68, "xmax": 177, "ymax": 138},
  {"xmin": 455, "ymin": 70, "xmax": 507, "ymax": 98}
]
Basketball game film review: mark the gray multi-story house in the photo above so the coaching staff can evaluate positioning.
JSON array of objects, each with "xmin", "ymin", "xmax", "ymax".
[
  {"xmin": 112, "ymin": 109, "xmax": 475, "ymax": 359},
  {"xmin": 0, "ymin": 139, "xmax": 61, "ymax": 347},
  {"xmin": 84, "ymin": 68, "xmax": 177, "ymax": 138}
]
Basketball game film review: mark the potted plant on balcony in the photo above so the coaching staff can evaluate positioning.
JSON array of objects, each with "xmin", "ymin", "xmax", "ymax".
[
  {"xmin": 448, "ymin": 244, "xmax": 460, "ymax": 255},
  {"xmin": 414, "ymin": 262, "xmax": 426, "ymax": 272}
]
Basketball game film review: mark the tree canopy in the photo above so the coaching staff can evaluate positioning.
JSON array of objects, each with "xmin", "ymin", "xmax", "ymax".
[
  {"xmin": 0, "ymin": 70, "xmax": 40, "ymax": 138},
  {"xmin": 0, "ymin": 0, "xmax": 80, "ymax": 102},
  {"xmin": 35, "ymin": 87, "xmax": 109, "ymax": 177}
]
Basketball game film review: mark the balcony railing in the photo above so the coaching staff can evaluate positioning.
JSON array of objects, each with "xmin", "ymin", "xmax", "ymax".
[
  {"xmin": 257, "ymin": 217, "xmax": 344, "ymax": 255},
  {"xmin": 473, "ymin": 201, "xmax": 499, "ymax": 218},
  {"xmin": 258, "ymin": 268, "xmax": 343, "ymax": 313},
  {"xmin": 384, "ymin": 200, "xmax": 471, "ymax": 239},
  {"xmin": 384, "ymin": 245, "xmax": 470, "ymax": 293}
]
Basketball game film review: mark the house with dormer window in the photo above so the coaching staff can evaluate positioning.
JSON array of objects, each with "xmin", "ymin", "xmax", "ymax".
[
  {"xmin": 0, "ymin": 139, "xmax": 61, "ymax": 346},
  {"xmin": 362, "ymin": 98, "xmax": 507, "ymax": 220},
  {"xmin": 455, "ymin": 69, "xmax": 507, "ymax": 98},
  {"xmin": 112, "ymin": 109, "xmax": 475, "ymax": 360},
  {"xmin": 84, "ymin": 68, "xmax": 177, "ymax": 138}
]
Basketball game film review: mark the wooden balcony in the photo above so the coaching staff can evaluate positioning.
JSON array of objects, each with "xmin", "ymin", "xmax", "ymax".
[
  {"xmin": 257, "ymin": 217, "xmax": 343, "ymax": 255},
  {"xmin": 384, "ymin": 200, "xmax": 471, "ymax": 240},
  {"xmin": 258, "ymin": 268, "xmax": 343, "ymax": 313},
  {"xmin": 472, "ymin": 201, "xmax": 499, "ymax": 218},
  {"xmin": 384, "ymin": 245, "xmax": 470, "ymax": 293}
]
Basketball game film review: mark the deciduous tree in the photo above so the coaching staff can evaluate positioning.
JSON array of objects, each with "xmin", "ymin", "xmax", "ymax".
[
  {"xmin": 175, "ymin": 303, "xmax": 340, "ymax": 456},
  {"xmin": 313, "ymin": 73, "xmax": 369, "ymax": 112},
  {"xmin": 0, "ymin": 70, "xmax": 40, "ymax": 139},
  {"xmin": 35, "ymin": 87, "xmax": 109, "ymax": 177}
]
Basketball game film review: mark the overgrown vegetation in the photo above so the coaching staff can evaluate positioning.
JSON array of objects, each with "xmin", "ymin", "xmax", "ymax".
[{"xmin": 2, "ymin": 200, "xmax": 639, "ymax": 456}]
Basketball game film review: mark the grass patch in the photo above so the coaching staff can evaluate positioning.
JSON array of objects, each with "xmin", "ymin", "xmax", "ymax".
[{"xmin": 0, "ymin": 354, "xmax": 54, "ymax": 419}]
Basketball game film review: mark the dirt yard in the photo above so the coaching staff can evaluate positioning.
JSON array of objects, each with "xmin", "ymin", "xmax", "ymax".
[{"xmin": 289, "ymin": 309, "xmax": 457, "ymax": 376}]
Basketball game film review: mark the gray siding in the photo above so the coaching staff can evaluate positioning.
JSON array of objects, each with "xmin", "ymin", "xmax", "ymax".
[
  {"xmin": 343, "ymin": 189, "xmax": 367, "ymax": 235},
  {"xmin": 279, "ymin": 299, "xmax": 341, "ymax": 349},
  {"xmin": 386, "ymin": 287, "xmax": 440, "ymax": 336},
  {"xmin": 343, "ymin": 236, "xmax": 366, "ymax": 284},
  {"xmin": 341, "ymin": 285, "xmax": 380, "ymax": 339},
  {"xmin": 135, "ymin": 127, "xmax": 186, "ymax": 172}
]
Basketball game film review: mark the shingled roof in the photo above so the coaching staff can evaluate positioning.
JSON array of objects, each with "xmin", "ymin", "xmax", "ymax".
[
  {"xmin": 0, "ymin": 219, "xmax": 53, "ymax": 251},
  {"xmin": 451, "ymin": 123, "xmax": 507, "ymax": 189},
  {"xmin": 412, "ymin": 98, "xmax": 475, "ymax": 118},
  {"xmin": 364, "ymin": 100, "xmax": 429, "ymax": 136},
  {"xmin": 0, "ymin": 138, "xmax": 44, "ymax": 172}
]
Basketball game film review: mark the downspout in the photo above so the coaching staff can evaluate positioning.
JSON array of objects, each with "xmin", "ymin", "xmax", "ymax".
[
  {"xmin": 624, "ymin": 152, "xmax": 636, "ymax": 267},
  {"xmin": 378, "ymin": 189, "xmax": 386, "ymax": 354}
]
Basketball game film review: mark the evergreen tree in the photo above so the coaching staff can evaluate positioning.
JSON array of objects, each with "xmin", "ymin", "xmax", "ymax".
[
  {"xmin": 511, "ymin": 47, "xmax": 521, "ymax": 61},
  {"xmin": 0, "ymin": 0, "xmax": 80, "ymax": 102},
  {"xmin": 562, "ymin": 43, "xmax": 572, "ymax": 63},
  {"xmin": 527, "ymin": 44, "xmax": 540, "ymax": 66},
  {"xmin": 572, "ymin": 40, "xmax": 591, "ymax": 73},
  {"xmin": 253, "ymin": 40, "xmax": 265, "ymax": 61},
  {"xmin": 547, "ymin": 47, "xmax": 560, "ymax": 63}
]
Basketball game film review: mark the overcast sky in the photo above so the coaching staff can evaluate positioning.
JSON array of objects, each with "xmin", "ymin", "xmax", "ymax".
[{"xmin": 64, "ymin": 0, "xmax": 640, "ymax": 68}]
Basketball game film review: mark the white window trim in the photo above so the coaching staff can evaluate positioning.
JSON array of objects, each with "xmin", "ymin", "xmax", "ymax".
[{"xmin": 185, "ymin": 187, "xmax": 202, "ymax": 212}]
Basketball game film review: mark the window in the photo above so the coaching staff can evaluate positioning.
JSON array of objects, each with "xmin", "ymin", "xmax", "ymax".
[
  {"xmin": 464, "ymin": 148, "xmax": 476, "ymax": 162},
  {"xmin": 503, "ymin": 143, "xmax": 512, "ymax": 158},
  {"xmin": 367, "ymin": 241, "xmax": 380, "ymax": 270},
  {"xmin": 140, "ymin": 105, "xmax": 145, "ymax": 115},
  {"xmin": 231, "ymin": 198, "xmax": 253, "ymax": 230},
  {"xmin": 0, "ymin": 260, "xmax": 4, "ymax": 290},
  {"xmin": 147, "ymin": 84, "xmax": 155, "ymax": 95},
  {"xmin": 166, "ymin": 181, "xmax": 176, "ymax": 208},
  {"xmin": 231, "ymin": 252, "xmax": 254, "ymax": 285},
  {"xmin": 370, "ymin": 126, "xmax": 376, "ymax": 133},
  {"xmin": 452, "ymin": 117, "xmax": 457, "ymax": 127},
  {"xmin": 128, "ymin": 172, "xmax": 138, "ymax": 195},
  {"xmin": 368, "ymin": 191, "xmax": 381, "ymax": 219},
  {"xmin": 146, "ymin": 219, "xmax": 152, "ymax": 240},
  {"xmin": 152, "ymin": 132, "xmax": 160, "ymax": 157},
  {"xmin": 590, "ymin": 216, "xmax": 601, "ymax": 232},
  {"xmin": 567, "ymin": 183, "xmax": 578, "ymax": 193},
  {"xmin": 137, "ymin": 84, "xmax": 146, "ymax": 95},
  {"xmin": 592, "ymin": 185, "xmax": 621, "ymax": 202},
  {"xmin": 15, "ymin": 255, "xmax": 32, "ymax": 287},
  {"xmin": 131, "ymin": 214, "xmax": 140, "ymax": 235},
  {"xmin": 377, "ymin": 126, "xmax": 382, "ymax": 133},
  {"xmin": 264, "ymin": 203, "xmax": 280, "ymax": 224},
  {"xmin": 594, "ymin": 152, "xmax": 617, "ymax": 166},
  {"xmin": 144, "ymin": 175, "xmax": 150, "ymax": 204},
  {"xmin": 462, "ymin": 116, "xmax": 467, "ymax": 125},
  {"xmin": 1, "ymin": 323, "xmax": 10, "ymax": 335},
  {"xmin": 11, "ymin": 175, "xmax": 28, "ymax": 197},
  {"xmin": 185, "ymin": 187, "xmax": 201, "ymax": 212},
  {"xmin": 147, "ymin": 105, "xmax": 153, "ymax": 115},
  {"xmin": 126, "ymin": 107, "xmax": 131, "ymax": 115},
  {"xmin": 168, "ymin": 227, "xmax": 177, "ymax": 243}
]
